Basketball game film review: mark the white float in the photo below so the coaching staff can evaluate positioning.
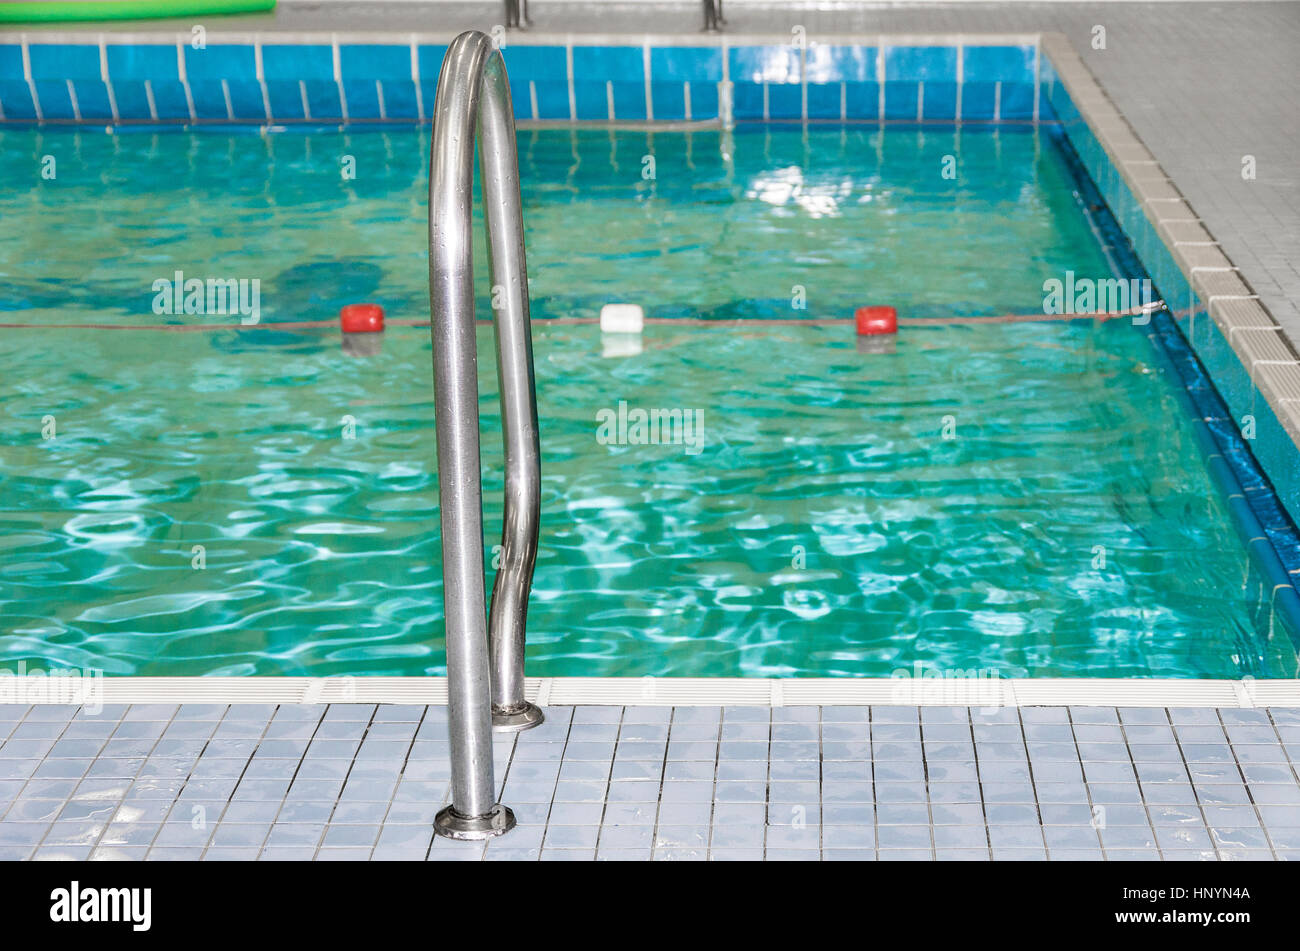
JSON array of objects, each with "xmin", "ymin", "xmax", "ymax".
[{"xmin": 599, "ymin": 303, "xmax": 644, "ymax": 334}]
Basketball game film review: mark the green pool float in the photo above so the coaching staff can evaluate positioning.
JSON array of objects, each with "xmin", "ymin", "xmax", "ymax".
[{"xmin": 0, "ymin": 0, "xmax": 274, "ymax": 22}]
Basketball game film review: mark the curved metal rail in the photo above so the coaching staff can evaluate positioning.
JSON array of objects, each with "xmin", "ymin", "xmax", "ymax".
[
  {"xmin": 428, "ymin": 30, "xmax": 542, "ymax": 840},
  {"xmin": 703, "ymin": 0, "xmax": 724, "ymax": 32},
  {"xmin": 504, "ymin": 0, "xmax": 530, "ymax": 29}
]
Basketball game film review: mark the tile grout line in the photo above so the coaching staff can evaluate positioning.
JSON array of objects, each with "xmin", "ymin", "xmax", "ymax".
[
  {"xmin": 88, "ymin": 702, "xmax": 187, "ymax": 860},
  {"xmin": 199, "ymin": 703, "xmax": 285, "ymax": 861},
  {"xmin": 1064, "ymin": 706, "xmax": 1106, "ymax": 860},
  {"xmin": 648, "ymin": 705, "xmax": 674, "ymax": 861},
  {"xmin": 1165, "ymin": 708, "xmax": 1217, "ymax": 861},
  {"xmin": 1218, "ymin": 707, "xmax": 1278, "ymax": 861},
  {"xmin": 310, "ymin": 704, "xmax": 380, "ymax": 861},
  {"xmin": 966, "ymin": 706, "xmax": 993, "ymax": 861},
  {"xmin": 590, "ymin": 706, "xmax": 618, "ymax": 860},
  {"xmin": 762, "ymin": 705, "xmax": 773, "ymax": 860},
  {"xmin": 817, "ymin": 706, "xmax": 824, "ymax": 859},
  {"xmin": 30, "ymin": 704, "xmax": 128, "ymax": 859},
  {"xmin": 0, "ymin": 704, "xmax": 52, "ymax": 828},
  {"xmin": 919, "ymin": 711, "xmax": 935, "ymax": 860},
  {"xmin": 477, "ymin": 724, "xmax": 518, "ymax": 861},
  {"xmin": 142, "ymin": 702, "xmax": 237, "ymax": 859},
  {"xmin": 1262, "ymin": 709, "xmax": 1296, "ymax": 858},
  {"xmin": 532, "ymin": 703, "xmax": 579, "ymax": 861},
  {"xmin": 1114, "ymin": 709, "xmax": 1152, "ymax": 861},
  {"xmin": 869, "ymin": 705, "xmax": 878, "ymax": 862},
  {"xmin": 370, "ymin": 704, "xmax": 428, "ymax": 861},
  {"xmin": 706, "ymin": 705, "xmax": 723, "ymax": 860},
  {"xmin": 259, "ymin": 704, "xmax": 330, "ymax": 860},
  {"xmin": 1013, "ymin": 708, "xmax": 1048, "ymax": 860}
]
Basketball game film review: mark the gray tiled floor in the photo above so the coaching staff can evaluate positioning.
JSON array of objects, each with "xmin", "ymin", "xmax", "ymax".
[
  {"xmin": 138, "ymin": 1, "xmax": 1297, "ymax": 343},
  {"xmin": 4, "ymin": 702, "xmax": 1300, "ymax": 861}
]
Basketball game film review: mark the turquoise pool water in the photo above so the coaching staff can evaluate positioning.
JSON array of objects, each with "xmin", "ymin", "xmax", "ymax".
[{"xmin": 0, "ymin": 125, "xmax": 1296, "ymax": 679}]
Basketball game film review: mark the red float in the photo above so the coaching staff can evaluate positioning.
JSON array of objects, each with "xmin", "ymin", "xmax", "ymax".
[
  {"xmin": 340, "ymin": 303, "xmax": 385, "ymax": 333},
  {"xmin": 854, "ymin": 306, "xmax": 897, "ymax": 336}
]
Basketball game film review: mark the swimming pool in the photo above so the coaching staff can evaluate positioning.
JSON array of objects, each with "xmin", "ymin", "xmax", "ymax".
[{"xmin": 1, "ymin": 123, "xmax": 1297, "ymax": 680}]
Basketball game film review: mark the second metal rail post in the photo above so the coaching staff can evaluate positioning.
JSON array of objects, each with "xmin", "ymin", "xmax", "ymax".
[{"xmin": 703, "ymin": 0, "xmax": 724, "ymax": 32}]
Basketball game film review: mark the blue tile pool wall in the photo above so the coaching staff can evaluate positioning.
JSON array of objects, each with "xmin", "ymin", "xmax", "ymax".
[
  {"xmin": 1039, "ymin": 56, "xmax": 1300, "ymax": 529},
  {"xmin": 719, "ymin": 42, "xmax": 1036, "ymax": 121},
  {"xmin": 1051, "ymin": 123, "xmax": 1300, "ymax": 646},
  {"xmin": 0, "ymin": 37, "xmax": 1038, "ymax": 124}
]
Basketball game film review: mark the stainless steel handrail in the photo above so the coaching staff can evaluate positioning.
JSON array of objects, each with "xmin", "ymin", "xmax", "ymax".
[
  {"xmin": 703, "ymin": 0, "xmax": 724, "ymax": 32},
  {"xmin": 504, "ymin": 0, "xmax": 530, "ymax": 29},
  {"xmin": 428, "ymin": 29, "xmax": 543, "ymax": 841}
]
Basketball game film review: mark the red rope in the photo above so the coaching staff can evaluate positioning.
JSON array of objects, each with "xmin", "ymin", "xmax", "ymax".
[{"xmin": 0, "ymin": 305, "xmax": 1173, "ymax": 333}]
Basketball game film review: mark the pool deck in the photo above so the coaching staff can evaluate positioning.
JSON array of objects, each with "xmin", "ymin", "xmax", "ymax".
[{"xmin": 5, "ymin": 701, "xmax": 1300, "ymax": 861}]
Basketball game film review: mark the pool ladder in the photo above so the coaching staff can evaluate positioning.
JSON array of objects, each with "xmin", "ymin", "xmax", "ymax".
[
  {"xmin": 428, "ymin": 30, "xmax": 542, "ymax": 840},
  {"xmin": 504, "ymin": 0, "xmax": 530, "ymax": 29},
  {"xmin": 703, "ymin": 0, "xmax": 725, "ymax": 32}
]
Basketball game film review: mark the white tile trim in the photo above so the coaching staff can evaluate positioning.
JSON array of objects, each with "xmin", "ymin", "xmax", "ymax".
[
  {"xmin": 565, "ymin": 41, "xmax": 574, "ymax": 121},
  {"xmin": 954, "ymin": 40, "xmax": 963, "ymax": 122},
  {"xmin": 1031, "ymin": 32, "xmax": 1041, "ymax": 122},
  {"xmin": 332, "ymin": 33, "xmax": 347, "ymax": 122},
  {"xmin": 66, "ymin": 78, "xmax": 80, "ymax": 121},
  {"xmin": 410, "ymin": 34, "xmax": 423, "ymax": 121},
  {"xmin": 876, "ymin": 38, "xmax": 886, "ymax": 120},
  {"xmin": 176, "ymin": 38, "xmax": 195, "ymax": 122},
  {"xmin": 22, "ymin": 34, "xmax": 42, "ymax": 122},
  {"xmin": 98, "ymin": 36, "xmax": 118, "ymax": 122},
  {"xmin": 12, "ymin": 676, "xmax": 1298, "ymax": 708},
  {"xmin": 254, "ymin": 38, "xmax": 271, "ymax": 121},
  {"xmin": 642, "ymin": 39, "xmax": 652, "ymax": 121}
]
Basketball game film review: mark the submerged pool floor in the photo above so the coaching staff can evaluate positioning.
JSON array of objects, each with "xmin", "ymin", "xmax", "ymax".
[{"xmin": 0, "ymin": 125, "xmax": 1295, "ymax": 679}]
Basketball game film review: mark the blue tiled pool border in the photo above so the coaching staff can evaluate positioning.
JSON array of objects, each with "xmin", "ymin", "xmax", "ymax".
[
  {"xmin": 1037, "ymin": 37, "xmax": 1300, "ymax": 548},
  {"xmin": 0, "ymin": 31, "xmax": 1044, "ymax": 124},
  {"xmin": 1051, "ymin": 124, "xmax": 1300, "ymax": 650}
]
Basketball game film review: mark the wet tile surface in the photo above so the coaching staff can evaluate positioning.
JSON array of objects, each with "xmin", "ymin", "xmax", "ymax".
[{"xmin": 2, "ymin": 703, "xmax": 1300, "ymax": 861}]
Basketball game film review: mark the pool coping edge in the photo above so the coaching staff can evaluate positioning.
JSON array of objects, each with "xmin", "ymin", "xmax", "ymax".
[
  {"xmin": 1039, "ymin": 31, "xmax": 1300, "ymax": 458},
  {"xmin": 5, "ymin": 676, "xmax": 1299, "ymax": 707}
]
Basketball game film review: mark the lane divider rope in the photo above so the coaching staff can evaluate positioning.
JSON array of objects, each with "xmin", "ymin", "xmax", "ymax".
[{"xmin": 0, "ymin": 303, "xmax": 1172, "ymax": 333}]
